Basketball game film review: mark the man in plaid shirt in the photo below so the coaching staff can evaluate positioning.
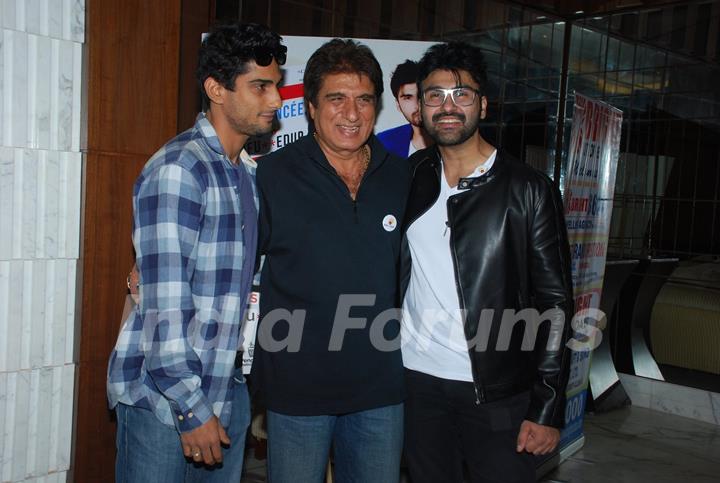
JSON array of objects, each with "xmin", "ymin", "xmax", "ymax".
[{"xmin": 107, "ymin": 23, "xmax": 285, "ymax": 482}]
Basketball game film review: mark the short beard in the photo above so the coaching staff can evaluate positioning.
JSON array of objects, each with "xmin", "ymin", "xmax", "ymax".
[
  {"xmin": 229, "ymin": 115, "xmax": 278, "ymax": 139},
  {"xmin": 426, "ymin": 113, "xmax": 480, "ymax": 146}
]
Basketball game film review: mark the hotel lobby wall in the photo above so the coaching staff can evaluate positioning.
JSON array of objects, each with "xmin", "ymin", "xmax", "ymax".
[{"xmin": 0, "ymin": 1, "xmax": 85, "ymax": 482}]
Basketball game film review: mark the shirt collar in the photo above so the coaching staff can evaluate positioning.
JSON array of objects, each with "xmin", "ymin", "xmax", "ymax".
[
  {"xmin": 195, "ymin": 113, "xmax": 258, "ymax": 169},
  {"xmin": 239, "ymin": 149, "xmax": 257, "ymax": 169},
  {"xmin": 439, "ymin": 148, "xmax": 498, "ymax": 178},
  {"xmin": 195, "ymin": 112, "xmax": 225, "ymax": 156},
  {"xmin": 468, "ymin": 149, "xmax": 497, "ymax": 177},
  {"xmin": 304, "ymin": 132, "xmax": 389, "ymax": 172}
]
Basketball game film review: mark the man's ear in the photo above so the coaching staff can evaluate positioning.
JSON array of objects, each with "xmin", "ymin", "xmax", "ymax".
[
  {"xmin": 480, "ymin": 96, "xmax": 488, "ymax": 119},
  {"xmin": 204, "ymin": 77, "xmax": 225, "ymax": 106},
  {"xmin": 307, "ymin": 100, "xmax": 316, "ymax": 121}
]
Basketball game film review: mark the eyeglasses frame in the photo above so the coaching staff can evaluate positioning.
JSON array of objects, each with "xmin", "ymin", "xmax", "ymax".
[{"xmin": 421, "ymin": 86, "xmax": 482, "ymax": 107}]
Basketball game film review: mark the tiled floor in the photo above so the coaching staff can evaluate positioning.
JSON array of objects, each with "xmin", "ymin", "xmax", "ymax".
[
  {"xmin": 241, "ymin": 406, "xmax": 720, "ymax": 482},
  {"xmin": 541, "ymin": 406, "xmax": 720, "ymax": 482}
]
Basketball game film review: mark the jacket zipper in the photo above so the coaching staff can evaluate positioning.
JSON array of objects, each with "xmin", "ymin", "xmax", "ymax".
[
  {"xmin": 317, "ymin": 159, "xmax": 365, "ymax": 224},
  {"xmin": 447, "ymin": 195, "xmax": 486, "ymax": 406},
  {"xmin": 407, "ymin": 155, "xmax": 488, "ymax": 404}
]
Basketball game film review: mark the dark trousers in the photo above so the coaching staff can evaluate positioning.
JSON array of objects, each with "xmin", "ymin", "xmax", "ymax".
[{"xmin": 404, "ymin": 369, "xmax": 536, "ymax": 483}]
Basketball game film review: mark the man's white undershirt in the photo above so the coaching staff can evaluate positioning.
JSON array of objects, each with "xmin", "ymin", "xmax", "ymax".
[{"xmin": 401, "ymin": 150, "xmax": 497, "ymax": 381}]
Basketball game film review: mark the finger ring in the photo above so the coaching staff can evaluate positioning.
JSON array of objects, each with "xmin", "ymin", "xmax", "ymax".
[{"xmin": 193, "ymin": 451, "xmax": 201, "ymax": 457}]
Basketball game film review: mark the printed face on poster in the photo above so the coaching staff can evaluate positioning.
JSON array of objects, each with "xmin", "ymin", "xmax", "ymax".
[{"xmin": 245, "ymin": 35, "xmax": 437, "ymax": 157}]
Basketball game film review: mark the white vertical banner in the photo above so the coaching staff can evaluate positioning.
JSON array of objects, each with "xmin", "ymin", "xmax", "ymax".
[{"xmin": 560, "ymin": 93, "xmax": 623, "ymax": 447}]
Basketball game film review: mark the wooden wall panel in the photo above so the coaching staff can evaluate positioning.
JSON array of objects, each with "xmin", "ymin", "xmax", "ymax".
[
  {"xmin": 178, "ymin": 1, "xmax": 214, "ymax": 132},
  {"xmin": 75, "ymin": 0, "xmax": 205, "ymax": 481},
  {"xmin": 85, "ymin": 1, "xmax": 181, "ymax": 154},
  {"xmin": 76, "ymin": 147, "xmax": 148, "ymax": 482}
]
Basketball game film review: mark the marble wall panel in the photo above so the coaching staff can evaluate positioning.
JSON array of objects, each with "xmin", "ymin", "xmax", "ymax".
[
  {"xmin": 0, "ymin": 0, "xmax": 15, "ymax": 30},
  {"xmin": 0, "ymin": 154, "xmax": 10, "ymax": 257},
  {"xmin": 13, "ymin": 473, "xmax": 67, "ymax": 483},
  {"xmin": 0, "ymin": 259, "xmax": 76, "ymax": 372},
  {"xmin": 0, "ymin": 2, "xmax": 83, "ymax": 482},
  {"xmin": 5, "ymin": 29, "xmax": 29, "ymax": 148},
  {"xmin": 0, "ymin": 30, "xmax": 5, "ymax": 144},
  {"xmin": 21, "ymin": 151, "xmax": 38, "ymax": 259},
  {"xmin": 0, "ymin": 0, "xmax": 84, "ymax": 42},
  {"xmin": 0, "ymin": 148, "xmax": 82, "ymax": 260},
  {"xmin": 0, "ymin": 366, "xmax": 74, "ymax": 482},
  {"xmin": 0, "ymin": 373, "xmax": 9, "ymax": 479},
  {"xmin": 61, "ymin": 151, "xmax": 82, "ymax": 260},
  {"xmin": 0, "ymin": 29, "xmax": 82, "ymax": 152}
]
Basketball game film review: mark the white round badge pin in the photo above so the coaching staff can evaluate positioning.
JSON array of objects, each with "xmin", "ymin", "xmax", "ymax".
[{"xmin": 382, "ymin": 214, "xmax": 397, "ymax": 232}]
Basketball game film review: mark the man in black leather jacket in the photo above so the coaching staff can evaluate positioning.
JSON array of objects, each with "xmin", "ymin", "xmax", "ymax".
[{"xmin": 400, "ymin": 41, "xmax": 574, "ymax": 483}]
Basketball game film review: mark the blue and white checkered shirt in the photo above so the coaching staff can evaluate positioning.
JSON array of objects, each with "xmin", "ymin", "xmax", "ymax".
[{"xmin": 107, "ymin": 113, "xmax": 258, "ymax": 433}]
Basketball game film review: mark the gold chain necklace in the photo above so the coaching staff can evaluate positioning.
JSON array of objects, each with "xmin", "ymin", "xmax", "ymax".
[
  {"xmin": 312, "ymin": 132, "xmax": 369, "ymax": 199},
  {"xmin": 313, "ymin": 131, "xmax": 370, "ymax": 175},
  {"xmin": 359, "ymin": 144, "xmax": 370, "ymax": 175}
]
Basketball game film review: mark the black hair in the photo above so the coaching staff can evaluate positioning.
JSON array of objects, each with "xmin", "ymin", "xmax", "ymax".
[
  {"xmin": 390, "ymin": 60, "xmax": 419, "ymax": 99},
  {"xmin": 303, "ymin": 38, "xmax": 384, "ymax": 108},
  {"xmin": 196, "ymin": 22, "xmax": 284, "ymax": 110},
  {"xmin": 416, "ymin": 41, "xmax": 488, "ymax": 96}
]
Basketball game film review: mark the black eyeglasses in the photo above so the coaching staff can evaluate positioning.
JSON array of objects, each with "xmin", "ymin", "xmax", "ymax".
[
  {"xmin": 253, "ymin": 45, "xmax": 287, "ymax": 66},
  {"xmin": 422, "ymin": 87, "xmax": 480, "ymax": 107}
]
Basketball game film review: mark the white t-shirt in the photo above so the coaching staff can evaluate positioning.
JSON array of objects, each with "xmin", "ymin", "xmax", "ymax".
[
  {"xmin": 407, "ymin": 141, "xmax": 420, "ymax": 157},
  {"xmin": 401, "ymin": 151, "xmax": 497, "ymax": 381}
]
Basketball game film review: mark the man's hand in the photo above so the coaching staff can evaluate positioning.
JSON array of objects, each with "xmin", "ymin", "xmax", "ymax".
[
  {"xmin": 180, "ymin": 416, "xmax": 231, "ymax": 466},
  {"xmin": 516, "ymin": 420, "xmax": 559, "ymax": 455},
  {"xmin": 127, "ymin": 264, "xmax": 140, "ymax": 303}
]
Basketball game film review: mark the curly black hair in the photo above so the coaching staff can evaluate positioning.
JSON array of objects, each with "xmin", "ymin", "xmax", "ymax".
[
  {"xmin": 196, "ymin": 22, "xmax": 284, "ymax": 110},
  {"xmin": 416, "ymin": 41, "xmax": 488, "ymax": 96},
  {"xmin": 303, "ymin": 38, "xmax": 384, "ymax": 109},
  {"xmin": 390, "ymin": 60, "xmax": 419, "ymax": 99}
]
